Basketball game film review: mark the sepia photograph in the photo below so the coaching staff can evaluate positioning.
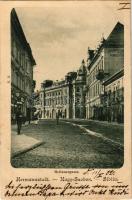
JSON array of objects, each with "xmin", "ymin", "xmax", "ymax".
[
  {"xmin": 10, "ymin": 4, "xmax": 125, "ymax": 169},
  {"xmin": 0, "ymin": 1, "xmax": 131, "ymax": 199}
]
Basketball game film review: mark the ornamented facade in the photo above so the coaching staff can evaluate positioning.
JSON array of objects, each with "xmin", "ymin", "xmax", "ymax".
[
  {"xmin": 40, "ymin": 60, "xmax": 87, "ymax": 119},
  {"xmin": 39, "ymin": 22, "xmax": 124, "ymax": 123},
  {"xmin": 103, "ymin": 69, "xmax": 124, "ymax": 123},
  {"xmin": 40, "ymin": 77, "xmax": 73, "ymax": 119},
  {"xmin": 85, "ymin": 22, "xmax": 124, "ymax": 121},
  {"xmin": 11, "ymin": 9, "xmax": 36, "ymax": 123},
  {"xmin": 72, "ymin": 60, "xmax": 87, "ymax": 118}
]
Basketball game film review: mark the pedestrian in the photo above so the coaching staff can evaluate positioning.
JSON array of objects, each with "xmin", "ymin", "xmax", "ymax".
[
  {"xmin": 56, "ymin": 113, "xmax": 59, "ymax": 125},
  {"xmin": 16, "ymin": 107, "xmax": 23, "ymax": 135},
  {"xmin": 28, "ymin": 115, "xmax": 31, "ymax": 124},
  {"xmin": 34, "ymin": 109, "xmax": 39, "ymax": 125},
  {"xmin": 27, "ymin": 108, "xmax": 31, "ymax": 124}
]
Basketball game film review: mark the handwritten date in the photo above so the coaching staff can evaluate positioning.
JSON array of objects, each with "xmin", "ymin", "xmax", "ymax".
[{"xmin": 83, "ymin": 169, "xmax": 118, "ymax": 181}]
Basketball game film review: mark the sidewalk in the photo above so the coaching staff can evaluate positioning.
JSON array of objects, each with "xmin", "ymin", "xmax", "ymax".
[
  {"xmin": 63, "ymin": 118, "xmax": 124, "ymax": 126},
  {"xmin": 11, "ymin": 124, "xmax": 44, "ymax": 158},
  {"xmin": 88, "ymin": 119, "xmax": 124, "ymax": 127},
  {"xmin": 61, "ymin": 118, "xmax": 124, "ymax": 146}
]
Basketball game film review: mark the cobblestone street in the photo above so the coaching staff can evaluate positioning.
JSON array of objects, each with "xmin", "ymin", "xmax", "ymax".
[{"xmin": 11, "ymin": 119, "xmax": 123, "ymax": 168}]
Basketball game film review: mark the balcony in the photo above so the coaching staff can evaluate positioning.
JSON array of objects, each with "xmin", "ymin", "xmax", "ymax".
[
  {"xmin": 96, "ymin": 70, "xmax": 109, "ymax": 81},
  {"xmin": 96, "ymin": 70, "xmax": 105, "ymax": 81}
]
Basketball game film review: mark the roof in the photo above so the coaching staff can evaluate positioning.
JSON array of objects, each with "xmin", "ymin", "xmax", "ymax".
[
  {"xmin": 88, "ymin": 22, "xmax": 124, "ymax": 70},
  {"xmin": 104, "ymin": 22, "xmax": 124, "ymax": 48},
  {"xmin": 11, "ymin": 9, "xmax": 36, "ymax": 66}
]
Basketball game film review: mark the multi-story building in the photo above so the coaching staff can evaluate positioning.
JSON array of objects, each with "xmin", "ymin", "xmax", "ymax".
[
  {"xmin": 11, "ymin": 9, "xmax": 36, "ymax": 123},
  {"xmin": 33, "ymin": 90, "xmax": 41, "ymax": 110},
  {"xmin": 72, "ymin": 60, "xmax": 87, "ymax": 118},
  {"xmin": 102, "ymin": 68, "xmax": 124, "ymax": 123},
  {"xmin": 40, "ymin": 61, "xmax": 87, "ymax": 120},
  {"xmin": 39, "ymin": 22, "xmax": 124, "ymax": 122},
  {"xmin": 40, "ymin": 72, "xmax": 76, "ymax": 119},
  {"xmin": 86, "ymin": 22, "xmax": 124, "ymax": 120}
]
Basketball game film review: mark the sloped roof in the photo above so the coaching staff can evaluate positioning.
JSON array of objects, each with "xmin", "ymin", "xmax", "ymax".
[{"xmin": 104, "ymin": 22, "xmax": 124, "ymax": 48}]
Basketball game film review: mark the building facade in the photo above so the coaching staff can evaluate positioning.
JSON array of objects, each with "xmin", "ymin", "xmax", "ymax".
[
  {"xmin": 72, "ymin": 60, "xmax": 87, "ymax": 118},
  {"xmin": 11, "ymin": 9, "xmax": 36, "ymax": 123},
  {"xmin": 102, "ymin": 69, "xmax": 124, "ymax": 123},
  {"xmin": 85, "ymin": 44, "xmax": 105, "ymax": 119},
  {"xmin": 40, "ymin": 60, "xmax": 87, "ymax": 120},
  {"xmin": 86, "ymin": 22, "xmax": 124, "ymax": 120},
  {"xmin": 38, "ymin": 22, "xmax": 124, "ymax": 123},
  {"xmin": 40, "ymin": 75, "xmax": 74, "ymax": 119}
]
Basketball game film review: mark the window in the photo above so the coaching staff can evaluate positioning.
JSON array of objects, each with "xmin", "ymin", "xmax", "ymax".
[
  {"xmin": 64, "ymin": 96, "xmax": 67, "ymax": 104},
  {"xmin": 76, "ymin": 87, "xmax": 80, "ymax": 92},
  {"xmin": 98, "ymin": 83, "xmax": 100, "ymax": 95},
  {"xmin": 95, "ymin": 67, "xmax": 97, "ymax": 74},
  {"xmin": 117, "ymin": 81, "xmax": 120, "ymax": 89},
  {"xmin": 58, "ymin": 97, "xmax": 60, "ymax": 104},
  {"xmin": 27, "ymin": 62, "xmax": 30, "ymax": 74},
  {"xmin": 23, "ymin": 79, "xmax": 25, "ymax": 90},
  {"xmin": 101, "ymin": 57, "xmax": 104, "ymax": 70},
  {"xmin": 93, "ymin": 71, "xmax": 95, "ymax": 81},
  {"xmin": 91, "ymin": 87, "xmax": 93, "ymax": 97},
  {"xmin": 75, "ymin": 97, "xmax": 80, "ymax": 103},
  {"xmin": 96, "ymin": 84, "xmax": 97, "ymax": 96}
]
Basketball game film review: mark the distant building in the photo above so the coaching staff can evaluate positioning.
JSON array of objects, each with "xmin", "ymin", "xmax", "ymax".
[
  {"xmin": 72, "ymin": 60, "xmax": 87, "ymax": 118},
  {"xmin": 33, "ymin": 90, "xmax": 41, "ymax": 109},
  {"xmin": 40, "ymin": 74, "xmax": 75, "ymax": 119},
  {"xmin": 39, "ymin": 22, "xmax": 124, "ymax": 123},
  {"xmin": 11, "ymin": 9, "xmax": 36, "ymax": 123},
  {"xmin": 85, "ymin": 22, "xmax": 124, "ymax": 120},
  {"xmin": 40, "ymin": 61, "xmax": 87, "ymax": 119},
  {"xmin": 31, "ymin": 90, "xmax": 42, "ymax": 119}
]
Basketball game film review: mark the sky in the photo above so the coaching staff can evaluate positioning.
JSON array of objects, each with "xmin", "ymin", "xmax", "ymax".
[{"xmin": 16, "ymin": 2, "xmax": 124, "ymax": 90}]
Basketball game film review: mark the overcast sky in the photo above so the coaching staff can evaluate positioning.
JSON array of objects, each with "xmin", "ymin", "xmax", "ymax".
[{"xmin": 16, "ymin": 2, "xmax": 124, "ymax": 90}]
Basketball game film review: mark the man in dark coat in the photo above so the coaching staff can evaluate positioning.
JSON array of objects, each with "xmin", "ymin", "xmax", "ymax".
[{"xmin": 16, "ymin": 107, "xmax": 23, "ymax": 135}]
